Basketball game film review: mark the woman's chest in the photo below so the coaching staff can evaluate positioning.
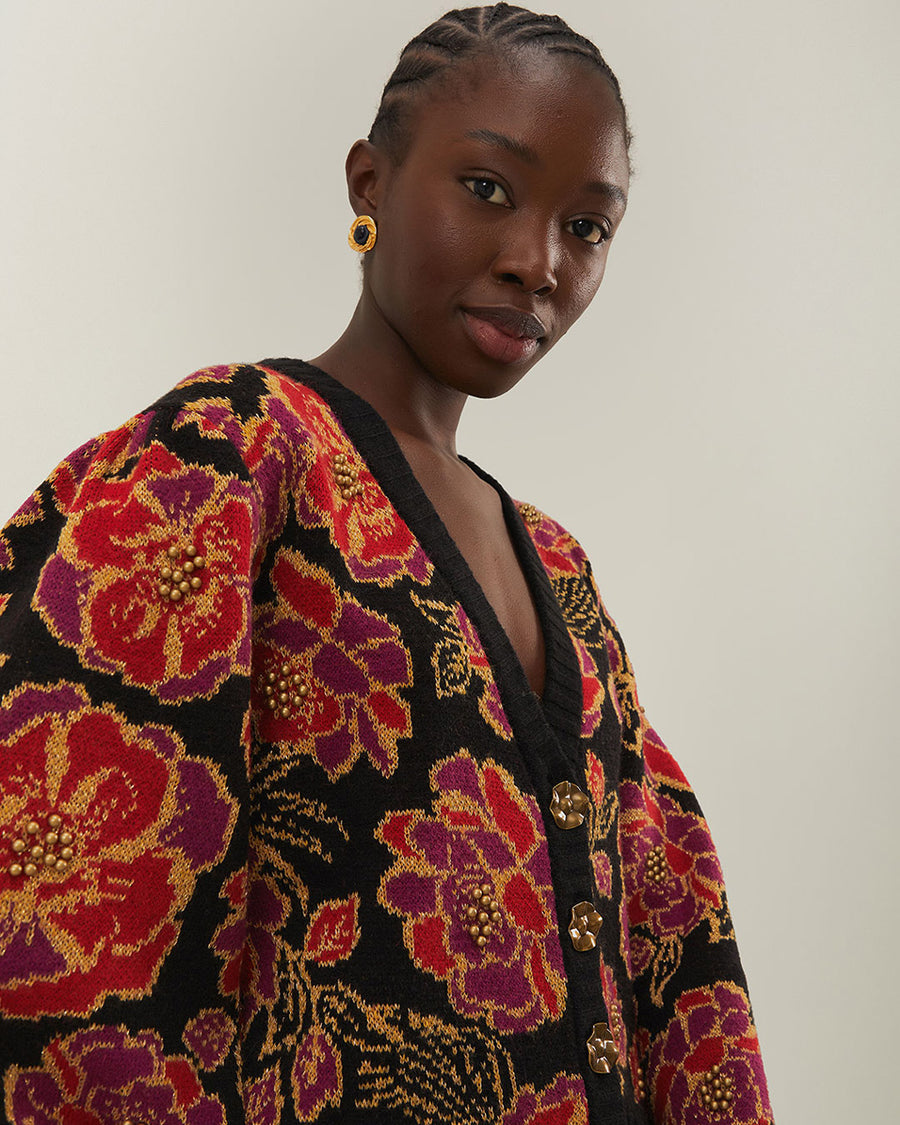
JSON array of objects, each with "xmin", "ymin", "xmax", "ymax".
[{"xmin": 398, "ymin": 447, "xmax": 546, "ymax": 696}]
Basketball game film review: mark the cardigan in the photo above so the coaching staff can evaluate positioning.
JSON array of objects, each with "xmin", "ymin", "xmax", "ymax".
[{"xmin": 0, "ymin": 359, "xmax": 773, "ymax": 1125}]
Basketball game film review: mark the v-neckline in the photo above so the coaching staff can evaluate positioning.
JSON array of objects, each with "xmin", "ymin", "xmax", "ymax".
[{"xmin": 261, "ymin": 358, "xmax": 585, "ymax": 759}]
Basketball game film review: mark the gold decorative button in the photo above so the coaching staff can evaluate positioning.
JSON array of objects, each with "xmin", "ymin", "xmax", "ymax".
[
  {"xmin": 549, "ymin": 781, "xmax": 590, "ymax": 829},
  {"xmin": 699, "ymin": 1064, "xmax": 734, "ymax": 1112},
  {"xmin": 587, "ymin": 1022, "xmax": 619, "ymax": 1074},
  {"xmin": 568, "ymin": 901, "xmax": 602, "ymax": 951}
]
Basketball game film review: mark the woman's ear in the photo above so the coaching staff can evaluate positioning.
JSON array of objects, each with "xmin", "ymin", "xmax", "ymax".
[{"xmin": 345, "ymin": 139, "xmax": 389, "ymax": 217}]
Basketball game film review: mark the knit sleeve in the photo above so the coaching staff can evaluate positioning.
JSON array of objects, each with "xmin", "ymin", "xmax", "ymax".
[
  {"xmin": 0, "ymin": 369, "xmax": 268, "ymax": 1122},
  {"xmin": 589, "ymin": 564, "xmax": 774, "ymax": 1125}
]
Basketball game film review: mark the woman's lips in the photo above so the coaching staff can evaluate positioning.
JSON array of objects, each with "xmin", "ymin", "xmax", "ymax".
[{"xmin": 460, "ymin": 308, "xmax": 544, "ymax": 365}]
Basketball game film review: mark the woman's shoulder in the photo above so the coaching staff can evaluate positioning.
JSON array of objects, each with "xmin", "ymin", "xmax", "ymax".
[
  {"xmin": 148, "ymin": 360, "xmax": 342, "ymax": 445},
  {"xmin": 3, "ymin": 360, "xmax": 346, "ymax": 552},
  {"xmin": 62, "ymin": 359, "xmax": 349, "ymax": 494}
]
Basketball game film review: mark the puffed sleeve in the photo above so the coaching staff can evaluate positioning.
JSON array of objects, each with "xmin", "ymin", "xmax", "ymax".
[
  {"xmin": 0, "ymin": 366, "xmax": 273, "ymax": 1123},
  {"xmin": 593, "ymin": 566, "xmax": 774, "ymax": 1125}
]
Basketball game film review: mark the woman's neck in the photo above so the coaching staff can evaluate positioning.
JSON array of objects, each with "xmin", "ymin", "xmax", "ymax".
[{"xmin": 310, "ymin": 297, "xmax": 467, "ymax": 460}]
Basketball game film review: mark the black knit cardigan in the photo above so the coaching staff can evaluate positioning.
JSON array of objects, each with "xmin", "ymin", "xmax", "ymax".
[{"xmin": 0, "ymin": 360, "xmax": 772, "ymax": 1125}]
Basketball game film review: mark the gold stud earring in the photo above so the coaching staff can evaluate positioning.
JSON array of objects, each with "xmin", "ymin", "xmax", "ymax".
[{"xmin": 348, "ymin": 214, "xmax": 377, "ymax": 253}]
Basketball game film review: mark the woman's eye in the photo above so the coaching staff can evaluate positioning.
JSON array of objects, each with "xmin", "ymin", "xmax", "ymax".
[
  {"xmin": 567, "ymin": 217, "xmax": 610, "ymax": 245},
  {"xmin": 464, "ymin": 178, "xmax": 510, "ymax": 206}
]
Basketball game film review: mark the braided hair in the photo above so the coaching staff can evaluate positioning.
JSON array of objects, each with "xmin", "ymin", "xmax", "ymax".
[{"xmin": 368, "ymin": 3, "xmax": 632, "ymax": 166}]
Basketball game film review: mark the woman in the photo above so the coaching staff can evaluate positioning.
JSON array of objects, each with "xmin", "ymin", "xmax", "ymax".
[{"xmin": 0, "ymin": 5, "xmax": 772, "ymax": 1123}]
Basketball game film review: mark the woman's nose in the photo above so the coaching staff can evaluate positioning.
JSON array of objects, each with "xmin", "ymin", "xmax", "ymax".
[{"xmin": 490, "ymin": 220, "xmax": 558, "ymax": 296}]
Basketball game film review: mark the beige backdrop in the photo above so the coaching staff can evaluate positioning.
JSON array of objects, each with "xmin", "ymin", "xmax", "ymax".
[{"xmin": 2, "ymin": 1, "xmax": 898, "ymax": 1119}]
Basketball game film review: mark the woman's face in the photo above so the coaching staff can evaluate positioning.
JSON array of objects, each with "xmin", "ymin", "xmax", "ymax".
[{"xmin": 361, "ymin": 49, "xmax": 631, "ymax": 400}]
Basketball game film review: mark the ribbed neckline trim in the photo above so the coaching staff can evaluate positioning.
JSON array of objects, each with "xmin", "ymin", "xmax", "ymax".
[{"xmin": 260, "ymin": 358, "xmax": 585, "ymax": 764}]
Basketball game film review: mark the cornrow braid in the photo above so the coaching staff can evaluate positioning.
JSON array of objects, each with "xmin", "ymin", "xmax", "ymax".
[{"xmin": 368, "ymin": 3, "xmax": 632, "ymax": 165}]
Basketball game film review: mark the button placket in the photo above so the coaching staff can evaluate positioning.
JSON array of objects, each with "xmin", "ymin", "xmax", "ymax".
[{"xmin": 548, "ymin": 778, "xmax": 619, "ymax": 1087}]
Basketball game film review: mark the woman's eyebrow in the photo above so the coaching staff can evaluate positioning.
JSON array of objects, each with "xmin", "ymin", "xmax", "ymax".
[
  {"xmin": 464, "ymin": 128, "xmax": 627, "ymax": 209},
  {"xmin": 464, "ymin": 128, "xmax": 539, "ymax": 165},
  {"xmin": 585, "ymin": 181, "xmax": 628, "ymax": 208}
]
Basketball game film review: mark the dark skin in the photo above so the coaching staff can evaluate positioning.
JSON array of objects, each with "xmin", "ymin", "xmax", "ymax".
[{"xmin": 312, "ymin": 49, "xmax": 630, "ymax": 696}]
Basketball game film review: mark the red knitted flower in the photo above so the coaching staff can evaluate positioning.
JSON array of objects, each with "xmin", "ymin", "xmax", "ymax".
[
  {"xmin": 0, "ymin": 682, "xmax": 236, "ymax": 1020},
  {"xmin": 378, "ymin": 751, "xmax": 567, "ymax": 1033},
  {"xmin": 500, "ymin": 1073, "xmax": 588, "ymax": 1124},
  {"xmin": 270, "ymin": 376, "xmax": 433, "ymax": 585},
  {"xmin": 649, "ymin": 982, "xmax": 772, "ymax": 1124},
  {"xmin": 211, "ymin": 860, "xmax": 289, "ymax": 1036},
  {"xmin": 252, "ymin": 549, "xmax": 412, "ymax": 779},
  {"xmin": 620, "ymin": 779, "xmax": 724, "ymax": 1000},
  {"xmin": 525, "ymin": 513, "xmax": 585, "ymax": 578},
  {"xmin": 621, "ymin": 780, "xmax": 723, "ymax": 944},
  {"xmin": 36, "ymin": 441, "xmax": 255, "ymax": 701},
  {"xmin": 48, "ymin": 418, "xmax": 148, "ymax": 515},
  {"xmin": 4, "ymin": 1026, "xmax": 226, "ymax": 1125}
]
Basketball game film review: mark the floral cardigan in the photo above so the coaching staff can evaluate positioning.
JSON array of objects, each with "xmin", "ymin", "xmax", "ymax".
[{"xmin": 0, "ymin": 360, "xmax": 773, "ymax": 1124}]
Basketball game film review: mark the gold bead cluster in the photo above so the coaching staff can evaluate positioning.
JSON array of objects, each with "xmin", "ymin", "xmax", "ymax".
[
  {"xmin": 645, "ymin": 844, "xmax": 667, "ymax": 885},
  {"xmin": 331, "ymin": 453, "xmax": 363, "ymax": 500},
  {"xmin": 699, "ymin": 1065, "xmax": 734, "ymax": 1113},
  {"xmin": 8, "ymin": 813, "xmax": 75, "ymax": 878},
  {"xmin": 549, "ymin": 781, "xmax": 591, "ymax": 830},
  {"xmin": 263, "ymin": 663, "xmax": 310, "ymax": 719},
  {"xmin": 634, "ymin": 1064, "xmax": 647, "ymax": 1102},
  {"xmin": 157, "ymin": 544, "xmax": 206, "ymax": 602},
  {"xmin": 518, "ymin": 502, "xmax": 541, "ymax": 527},
  {"xmin": 463, "ymin": 881, "xmax": 502, "ymax": 948}
]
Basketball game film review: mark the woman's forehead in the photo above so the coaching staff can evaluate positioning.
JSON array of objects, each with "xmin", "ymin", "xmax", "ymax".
[
  {"xmin": 418, "ymin": 50, "xmax": 624, "ymax": 140},
  {"xmin": 407, "ymin": 52, "xmax": 630, "ymax": 187}
]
